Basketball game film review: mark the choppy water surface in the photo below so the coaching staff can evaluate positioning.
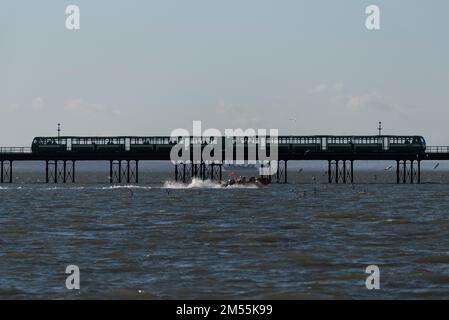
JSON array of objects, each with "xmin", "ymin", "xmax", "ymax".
[{"xmin": 1, "ymin": 169, "xmax": 449, "ymax": 299}]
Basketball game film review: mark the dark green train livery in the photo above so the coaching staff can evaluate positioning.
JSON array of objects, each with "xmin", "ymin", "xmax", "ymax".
[
  {"xmin": 278, "ymin": 135, "xmax": 426, "ymax": 154},
  {"xmin": 31, "ymin": 135, "xmax": 426, "ymax": 155}
]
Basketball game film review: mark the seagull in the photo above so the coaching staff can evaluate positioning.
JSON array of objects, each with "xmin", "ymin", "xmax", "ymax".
[
  {"xmin": 298, "ymin": 168, "xmax": 303, "ymax": 173},
  {"xmin": 434, "ymin": 163, "xmax": 440, "ymax": 169},
  {"xmin": 384, "ymin": 165, "xmax": 393, "ymax": 171}
]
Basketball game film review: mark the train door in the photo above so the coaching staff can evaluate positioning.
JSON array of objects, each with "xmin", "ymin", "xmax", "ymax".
[
  {"xmin": 125, "ymin": 138, "xmax": 131, "ymax": 151},
  {"xmin": 321, "ymin": 137, "xmax": 327, "ymax": 151},
  {"xmin": 383, "ymin": 137, "xmax": 390, "ymax": 151},
  {"xmin": 67, "ymin": 138, "xmax": 72, "ymax": 151}
]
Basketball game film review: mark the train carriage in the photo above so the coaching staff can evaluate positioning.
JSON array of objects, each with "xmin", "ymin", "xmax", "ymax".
[{"xmin": 31, "ymin": 135, "xmax": 426, "ymax": 155}]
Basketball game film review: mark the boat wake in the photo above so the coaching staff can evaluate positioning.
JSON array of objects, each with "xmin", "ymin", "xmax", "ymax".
[{"xmin": 163, "ymin": 178, "xmax": 258, "ymax": 189}]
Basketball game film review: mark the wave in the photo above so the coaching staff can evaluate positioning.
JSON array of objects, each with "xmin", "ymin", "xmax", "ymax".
[
  {"xmin": 101, "ymin": 185, "xmax": 152, "ymax": 190},
  {"xmin": 163, "ymin": 178, "xmax": 221, "ymax": 189},
  {"xmin": 0, "ymin": 186, "xmax": 23, "ymax": 190},
  {"xmin": 163, "ymin": 178, "xmax": 258, "ymax": 189}
]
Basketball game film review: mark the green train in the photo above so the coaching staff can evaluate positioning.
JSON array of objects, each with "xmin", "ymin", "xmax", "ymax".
[{"xmin": 31, "ymin": 135, "xmax": 426, "ymax": 154}]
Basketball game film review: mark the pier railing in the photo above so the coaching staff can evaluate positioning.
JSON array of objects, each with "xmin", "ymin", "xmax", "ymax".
[
  {"xmin": 2, "ymin": 145, "xmax": 449, "ymax": 154},
  {"xmin": 0, "ymin": 147, "xmax": 32, "ymax": 153},
  {"xmin": 426, "ymin": 146, "xmax": 449, "ymax": 153}
]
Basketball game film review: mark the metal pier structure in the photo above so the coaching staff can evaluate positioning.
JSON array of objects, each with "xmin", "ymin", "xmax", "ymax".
[{"xmin": 1, "ymin": 136, "xmax": 448, "ymax": 184}]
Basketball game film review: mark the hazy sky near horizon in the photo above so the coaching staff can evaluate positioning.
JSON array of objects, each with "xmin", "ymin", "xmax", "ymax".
[{"xmin": 1, "ymin": 0, "xmax": 449, "ymax": 145}]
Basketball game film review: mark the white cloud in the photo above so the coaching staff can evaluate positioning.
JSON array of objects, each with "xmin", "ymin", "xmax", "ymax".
[
  {"xmin": 31, "ymin": 97, "xmax": 47, "ymax": 110},
  {"xmin": 309, "ymin": 82, "xmax": 398, "ymax": 112},
  {"xmin": 309, "ymin": 84, "xmax": 329, "ymax": 94},
  {"xmin": 345, "ymin": 92, "xmax": 398, "ymax": 112},
  {"xmin": 346, "ymin": 92, "xmax": 381, "ymax": 110},
  {"xmin": 309, "ymin": 82, "xmax": 344, "ymax": 95},
  {"xmin": 64, "ymin": 99, "xmax": 121, "ymax": 116}
]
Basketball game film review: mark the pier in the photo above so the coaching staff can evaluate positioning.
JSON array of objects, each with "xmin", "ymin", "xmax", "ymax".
[{"xmin": 1, "ymin": 135, "xmax": 448, "ymax": 184}]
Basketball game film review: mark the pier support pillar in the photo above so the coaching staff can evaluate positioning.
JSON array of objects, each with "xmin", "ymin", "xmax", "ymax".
[
  {"xmin": 210, "ymin": 163, "xmax": 222, "ymax": 181},
  {"xmin": 45, "ymin": 160, "xmax": 75, "ymax": 183},
  {"xmin": 63, "ymin": 161, "xmax": 67, "ymax": 183},
  {"xmin": 396, "ymin": 160, "xmax": 421, "ymax": 184},
  {"xmin": 350, "ymin": 160, "xmax": 354, "ymax": 184},
  {"xmin": 328, "ymin": 160, "xmax": 354, "ymax": 184},
  {"xmin": 0, "ymin": 160, "xmax": 12, "ymax": 183},
  {"xmin": 109, "ymin": 160, "xmax": 139, "ymax": 184},
  {"xmin": 118, "ymin": 161, "xmax": 122, "ymax": 183},
  {"xmin": 418, "ymin": 160, "xmax": 421, "ymax": 184},
  {"xmin": 285, "ymin": 160, "xmax": 288, "ymax": 183},
  {"xmin": 335, "ymin": 160, "xmax": 339, "ymax": 184},
  {"xmin": 110, "ymin": 160, "xmax": 113, "ymax": 184},
  {"xmin": 396, "ymin": 160, "xmax": 400, "ymax": 184},
  {"xmin": 403, "ymin": 161, "xmax": 406, "ymax": 184},
  {"xmin": 174, "ymin": 162, "xmax": 222, "ymax": 182},
  {"xmin": 183, "ymin": 163, "xmax": 186, "ymax": 183},
  {"xmin": 273, "ymin": 160, "xmax": 288, "ymax": 184}
]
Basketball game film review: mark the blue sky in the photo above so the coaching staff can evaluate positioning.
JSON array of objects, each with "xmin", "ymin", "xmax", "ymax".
[{"xmin": 1, "ymin": 0, "xmax": 449, "ymax": 145}]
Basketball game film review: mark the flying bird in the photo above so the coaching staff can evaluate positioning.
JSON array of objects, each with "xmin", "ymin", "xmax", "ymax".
[
  {"xmin": 434, "ymin": 163, "xmax": 440, "ymax": 169},
  {"xmin": 384, "ymin": 165, "xmax": 393, "ymax": 171}
]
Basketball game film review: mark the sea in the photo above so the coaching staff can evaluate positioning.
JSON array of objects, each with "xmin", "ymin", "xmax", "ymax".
[{"xmin": 1, "ymin": 160, "xmax": 449, "ymax": 299}]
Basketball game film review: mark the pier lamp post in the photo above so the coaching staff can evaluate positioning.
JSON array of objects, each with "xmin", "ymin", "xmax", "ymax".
[{"xmin": 378, "ymin": 122, "xmax": 382, "ymax": 136}]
